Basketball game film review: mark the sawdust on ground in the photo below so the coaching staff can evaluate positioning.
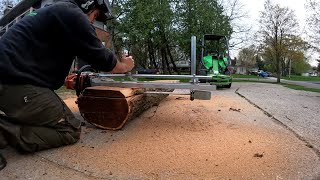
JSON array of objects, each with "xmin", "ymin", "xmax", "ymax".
[{"xmin": 49, "ymin": 89, "xmax": 320, "ymax": 179}]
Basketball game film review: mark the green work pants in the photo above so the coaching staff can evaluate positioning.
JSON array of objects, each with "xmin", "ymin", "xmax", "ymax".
[{"xmin": 0, "ymin": 84, "xmax": 81, "ymax": 153}]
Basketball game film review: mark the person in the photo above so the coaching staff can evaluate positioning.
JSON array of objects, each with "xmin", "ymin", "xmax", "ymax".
[{"xmin": 0, "ymin": 0, "xmax": 134, "ymax": 171}]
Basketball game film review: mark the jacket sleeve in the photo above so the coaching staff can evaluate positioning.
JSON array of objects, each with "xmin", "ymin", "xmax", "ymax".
[{"xmin": 53, "ymin": 2, "xmax": 117, "ymax": 72}]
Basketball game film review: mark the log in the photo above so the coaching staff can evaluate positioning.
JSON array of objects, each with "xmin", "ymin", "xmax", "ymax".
[{"xmin": 77, "ymin": 84, "xmax": 173, "ymax": 130}]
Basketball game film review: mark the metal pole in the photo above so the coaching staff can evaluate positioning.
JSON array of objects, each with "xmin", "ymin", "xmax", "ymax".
[
  {"xmin": 96, "ymin": 73, "xmax": 213, "ymax": 80},
  {"xmin": 191, "ymin": 36, "xmax": 197, "ymax": 87},
  {"xmin": 191, "ymin": 36, "xmax": 196, "ymax": 76}
]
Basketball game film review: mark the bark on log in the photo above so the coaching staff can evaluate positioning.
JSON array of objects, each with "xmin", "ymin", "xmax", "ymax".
[{"xmin": 77, "ymin": 85, "xmax": 173, "ymax": 130}]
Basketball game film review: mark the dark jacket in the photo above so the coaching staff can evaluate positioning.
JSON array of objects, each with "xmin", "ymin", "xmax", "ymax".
[{"xmin": 0, "ymin": 0, "xmax": 117, "ymax": 90}]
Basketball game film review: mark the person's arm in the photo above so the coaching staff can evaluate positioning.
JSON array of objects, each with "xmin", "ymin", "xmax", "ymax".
[{"xmin": 55, "ymin": 3, "xmax": 125, "ymax": 72}]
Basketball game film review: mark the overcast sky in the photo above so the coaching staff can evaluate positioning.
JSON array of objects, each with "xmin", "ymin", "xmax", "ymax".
[
  {"xmin": 242, "ymin": 0, "xmax": 306, "ymax": 31},
  {"xmin": 238, "ymin": 0, "xmax": 319, "ymax": 66}
]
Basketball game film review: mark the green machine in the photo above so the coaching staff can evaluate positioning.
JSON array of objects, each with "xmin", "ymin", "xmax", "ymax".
[{"xmin": 199, "ymin": 34, "xmax": 232, "ymax": 89}]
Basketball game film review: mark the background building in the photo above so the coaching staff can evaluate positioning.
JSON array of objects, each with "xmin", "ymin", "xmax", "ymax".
[
  {"xmin": 0, "ymin": 0, "xmax": 111, "ymax": 48},
  {"xmin": 0, "ymin": 0, "xmax": 112, "ymax": 72}
]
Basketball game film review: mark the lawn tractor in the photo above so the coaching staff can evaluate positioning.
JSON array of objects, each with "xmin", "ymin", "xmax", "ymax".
[{"xmin": 199, "ymin": 34, "xmax": 232, "ymax": 89}]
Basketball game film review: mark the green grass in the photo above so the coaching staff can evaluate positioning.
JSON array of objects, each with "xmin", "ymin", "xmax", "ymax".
[
  {"xmin": 280, "ymin": 83, "xmax": 320, "ymax": 93},
  {"xmin": 231, "ymin": 74, "xmax": 260, "ymax": 79},
  {"xmin": 233, "ymin": 79, "xmax": 320, "ymax": 93},
  {"xmin": 233, "ymin": 74, "xmax": 320, "ymax": 82},
  {"xmin": 281, "ymin": 75, "xmax": 320, "ymax": 81},
  {"xmin": 233, "ymin": 79, "xmax": 272, "ymax": 83}
]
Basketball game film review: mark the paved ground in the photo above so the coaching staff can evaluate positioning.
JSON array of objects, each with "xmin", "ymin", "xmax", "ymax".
[
  {"xmin": 237, "ymin": 83, "xmax": 320, "ymax": 151},
  {"xmin": 0, "ymin": 82, "xmax": 320, "ymax": 179}
]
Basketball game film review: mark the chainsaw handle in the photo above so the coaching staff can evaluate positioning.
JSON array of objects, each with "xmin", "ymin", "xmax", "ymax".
[{"xmin": 75, "ymin": 65, "xmax": 95, "ymax": 96}]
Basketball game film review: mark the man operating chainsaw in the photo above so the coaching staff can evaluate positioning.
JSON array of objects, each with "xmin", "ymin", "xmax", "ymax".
[{"xmin": 0, "ymin": 0, "xmax": 134, "ymax": 170}]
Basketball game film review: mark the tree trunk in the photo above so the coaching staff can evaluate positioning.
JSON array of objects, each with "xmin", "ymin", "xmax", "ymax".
[
  {"xmin": 77, "ymin": 86, "xmax": 173, "ymax": 130},
  {"xmin": 164, "ymin": 35, "xmax": 180, "ymax": 75},
  {"xmin": 163, "ymin": 47, "xmax": 172, "ymax": 74},
  {"xmin": 148, "ymin": 38, "xmax": 158, "ymax": 69},
  {"xmin": 276, "ymin": 57, "xmax": 281, "ymax": 83},
  {"xmin": 160, "ymin": 48, "xmax": 168, "ymax": 74},
  {"xmin": 282, "ymin": 57, "xmax": 289, "ymax": 76}
]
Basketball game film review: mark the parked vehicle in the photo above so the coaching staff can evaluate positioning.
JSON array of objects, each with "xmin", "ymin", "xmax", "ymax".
[
  {"xmin": 258, "ymin": 71, "xmax": 269, "ymax": 77},
  {"xmin": 249, "ymin": 70, "xmax": 259, "ymax": 76},
  {"xmin": 266, "ymin": 72, "xmax": 273, "ymax": 77},
  {"xmin": 136, "ymin": 67, "xmax": 158, "ymax": 74}
]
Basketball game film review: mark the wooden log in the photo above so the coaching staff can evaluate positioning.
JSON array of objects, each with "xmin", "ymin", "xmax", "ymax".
[{"xmin": 77, "ymin": 84, "xmax": 174, "ymax": 130}]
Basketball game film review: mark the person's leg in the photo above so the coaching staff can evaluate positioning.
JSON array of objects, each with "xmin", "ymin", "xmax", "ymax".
[
  {"xmin": 0, "ymin": 128, "xmax": 7, "ymax": 170},
  {"xmin": 0, "ymin": 84, "xmax": 81, "ymax": 153},
  {"xmin": 0, "ymin": 152, "xmax": 6, "ymax": 170},
  {"xmin": 0, "ymin": 129, "xmax": 8, "ymax": 149}
]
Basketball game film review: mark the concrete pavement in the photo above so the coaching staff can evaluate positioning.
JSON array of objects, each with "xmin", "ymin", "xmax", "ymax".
[
  {"xmin": 0, "ymin": 83, "xmax": 320, "ymax": 179},
  {"xmin": 236, "ymin": 82, "xmax": 320, "ymax": 152}
]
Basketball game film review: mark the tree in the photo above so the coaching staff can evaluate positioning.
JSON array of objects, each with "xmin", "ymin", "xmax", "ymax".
[
  {"xmin": 260, "ymin": 35, "xmax": 309, "ymax": 75},
  {"xmin": 305, "ymin": 0, "xmax": 320, "ymax": 51},
  {"xmin": 220, "ymin": 0, "xmax": 252, "ymax": 50},
  {"xmin": 116, "ymin": 0, "xmax": 233, "ymax": 74},
  {"xmin": 116, "ymin": 0, "xmax": 176, "ymax": 73},
  {"xmin": 174, "ymin": 0, "xmax": 232, "ymax": 71},
  {"xmin": 257, "ymin": 0, "xmax": 299, "ymax": 83},
  {"xmin": 291, "ymin": 56, "xmax": 311, "ymax": 75},
  {"xmin": 237, "ymin": 45, "xmax": 257, "ymax": 73},
  {"xmin": 255, "ymin": 55, "xmax": 264, "ymax": 70},
  {"xmin": 281, "ymin": 35, "xmax": 309, "ymax": 76}
]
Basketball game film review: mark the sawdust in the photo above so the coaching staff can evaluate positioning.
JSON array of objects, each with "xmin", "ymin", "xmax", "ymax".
[{"xmin": 42, "ymin": 91, "xmax": 320, "ymax": 179}]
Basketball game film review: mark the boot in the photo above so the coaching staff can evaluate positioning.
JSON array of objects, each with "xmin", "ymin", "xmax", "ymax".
[{"xmin": 0, "ymin": 153, "xmax": 6, "ymax": 171}]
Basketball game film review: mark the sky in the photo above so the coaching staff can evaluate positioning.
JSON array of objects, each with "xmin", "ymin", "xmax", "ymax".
[
  {"xmin": 242, "ymin": 0, "xmax": 306, "ymax": 27},
  {"xmin": 238, "ymin": 0, "xmax": 319, "ymax": 67}
]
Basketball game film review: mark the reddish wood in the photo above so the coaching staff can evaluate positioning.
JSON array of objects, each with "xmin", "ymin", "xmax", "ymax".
[{"xmin": 77, "ymin": 86, "xmax": 172, "ymax": 130}]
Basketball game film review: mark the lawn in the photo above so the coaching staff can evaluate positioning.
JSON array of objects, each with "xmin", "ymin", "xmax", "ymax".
[
  {"xmin": 233, "ymin": 74, "xmax": 320, "ymax": 82},
  {"xmin": 280, "ymin": 83, "xmax": 320, "ymax": 93},
  {"xmin": 233, "ymin": 79, "xmax": 320, "ymax": 93},
  {"xmin": 281, "ymin": 75, "xmax": 320, "ymax": 81},
  {"xmin": 231, "ymin": 74, "xmax": 260, "ymax": 79}
]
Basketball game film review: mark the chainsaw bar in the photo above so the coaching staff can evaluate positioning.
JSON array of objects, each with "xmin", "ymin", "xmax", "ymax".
[{"xmin": 89, "ymin": 76, "xmax": 215, "ymax": 100}]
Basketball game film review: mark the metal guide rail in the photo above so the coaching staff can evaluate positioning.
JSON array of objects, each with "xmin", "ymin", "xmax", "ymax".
[
  {"xmin": 72, "ymin": 36, "xmax": 215, "ymax": 100},
  {"xmin": 79, "ymin": 72, "xmax": 215, "ymax": 100}
]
